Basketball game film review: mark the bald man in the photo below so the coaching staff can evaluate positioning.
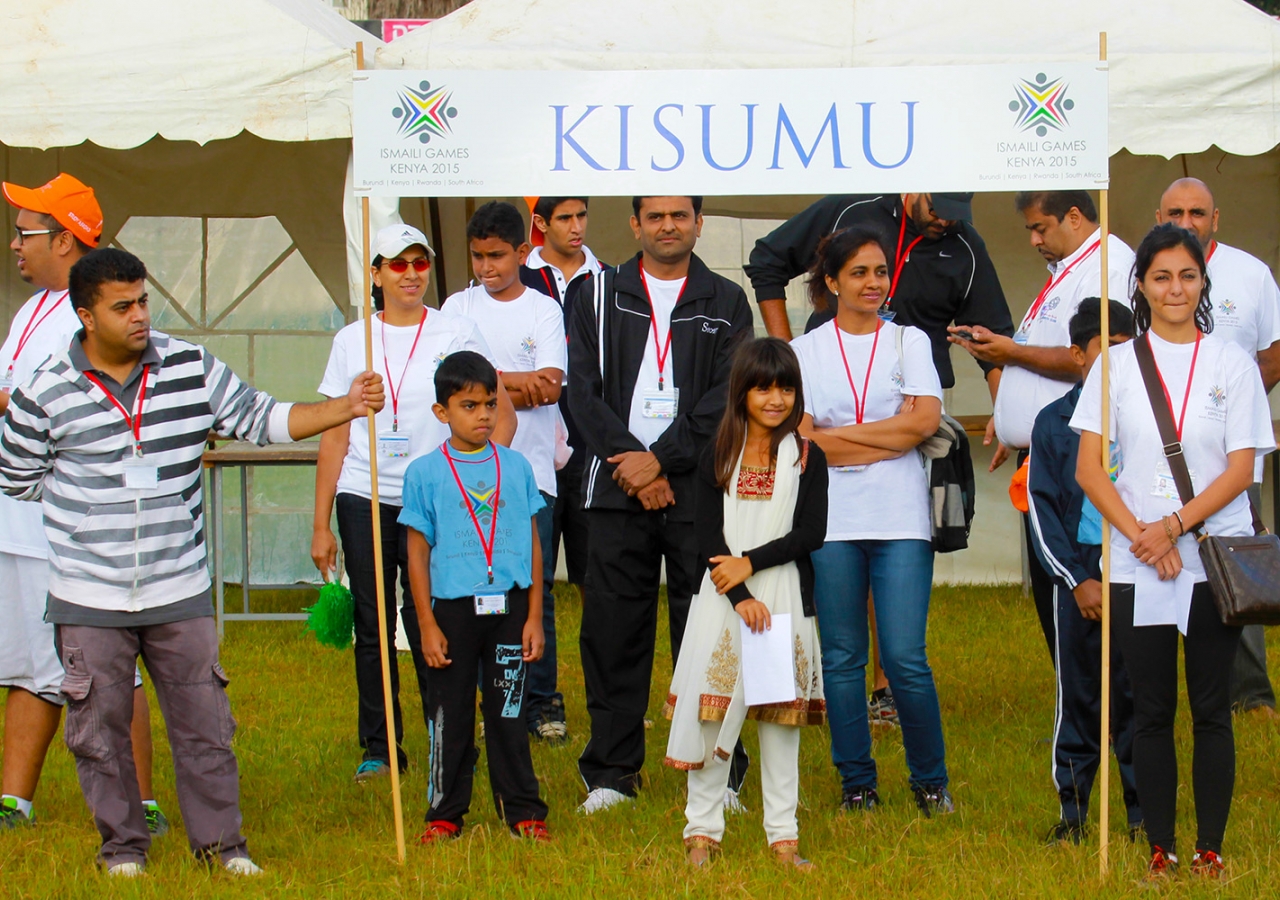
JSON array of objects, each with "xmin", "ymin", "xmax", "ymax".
[{"xmin": 1158, "ymin": 177, "xmax": 1280, "ymax": 719}]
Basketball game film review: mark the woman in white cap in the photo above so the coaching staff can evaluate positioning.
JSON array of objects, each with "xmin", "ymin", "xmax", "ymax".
[{"xmin": 311, "ymin": 224, "xmax": 516, "ymax": 782}]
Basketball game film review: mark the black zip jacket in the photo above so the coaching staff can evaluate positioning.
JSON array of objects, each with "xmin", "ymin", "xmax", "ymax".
[
  {"xmin": 743, "ymin": 194, "xmax": 1014, "ymax": 388},
  {"xmin": 567, "ymin": 252, "xmax": 754, "ymax": 521},
  {"xmin": 694, "ymin": 439, "xmax": 828, "ymax": 617}
]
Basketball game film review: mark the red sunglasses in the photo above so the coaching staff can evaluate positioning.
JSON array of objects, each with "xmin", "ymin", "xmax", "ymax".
[{"xmin": 382, "ymin": 258, "xmax": 431, "ymax": 273}]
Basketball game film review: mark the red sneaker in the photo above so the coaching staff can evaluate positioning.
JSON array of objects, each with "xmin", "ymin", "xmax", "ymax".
[
  {"xmin": 511, "ymin": 820, "xmax": 551, "ymax": 842},
  {"xmin": 1190, "ymin": 850, "xmax": 1225, "ymax": 878},
  {"xmin": 1146, "ymin": 845, "xmax": 1179, "ymax": 880},
  {"xmin": 418, "ymin": 820, "xmax": 461, "ymax": 844}
]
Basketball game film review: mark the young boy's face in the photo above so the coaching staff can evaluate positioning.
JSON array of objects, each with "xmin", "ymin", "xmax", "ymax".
[
  {"xmin": 1070, "ymin": 333, "xmax": 1132, "ymax": 378},
  {"xmin": 433, "ymin": 383, "xmax": 498, "ymax": 450},
  {"xmin": 469, "ymin": 236, "xmax": 529, "ymax": 296}
]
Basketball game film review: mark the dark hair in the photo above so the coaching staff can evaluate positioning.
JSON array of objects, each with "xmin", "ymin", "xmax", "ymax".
[
  {"xmin": 434, "ymin": 350, "xmax": 498, "ymax": 405},
  {"xmin": 1131, "ymin": 223, "xmax": 1214, "ymax": 336},
  {"xmin": 533, "ymin": 197, "xmax": 589, "ymax": 221},
  {"xmin": 713, "ymin": 338, "xmax": 805, "ymax": 489},
  {"xmin": 371, "ymin": 254, "xmax": 385, "ymax": 312},
  {"xmin": 1068, "ymin": 297, "xmax": 1135, "ymax": 350},
  {"xmin": 1014, "ymin": 191, "xmax": 1099, "ymax": 224},
  {"xmin": 806, "ymin": 224, "xmax": 893, "ymax": 312},
  {"xmin": 631, "ymin": 196, "xmax": 703, "ymax": 217},
  {"xmin": 466, "ymin": 201, "xmax": 526, "ymax": 250},
  {"xmin": 68, "ymin": 247, "xmax": 146, "ymax": 312}
]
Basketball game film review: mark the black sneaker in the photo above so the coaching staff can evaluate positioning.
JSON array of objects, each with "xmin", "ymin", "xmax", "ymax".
[
  {"xmin": 867, "ymin": 688, "xmax": 900, "ymax": 728},
  {"xmin": 1127, "ymin": 820, "xmax": 1144, "ymax": 844},
  {"xmin": 912, "ymin": 785, "xmax": 955, "ymax": 817},
  {"xmin": 144, "ymin": 803, "xmax": 169, "ymax": 836},
  {"xmin": 840, "ymin": 785, "xmax": 880, "ymax": 812},
  {"xmin": 530, "ymin": 698, "xmax": 569, "ymax": 746},
  {"xmin": 0, "ymin": 798, "xmax": 34, "ymax": 830},
  {"xmin": 1045, "ymin": 819, "xmax": 1084, "ymax": 845}
]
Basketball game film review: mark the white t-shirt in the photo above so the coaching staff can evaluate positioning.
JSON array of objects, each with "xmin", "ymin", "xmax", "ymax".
[
  {"xmin": 791, "ymin": 320, "xmax": 943, "ymax": 542},
  {"xmin": 318, "ymin": 308, "xmax": 493, "ymax": 506},
  {"xmin": 995, "ymin": 231, "xmax": 1135, "ymax": 449},
  {"xmin": 0, "ymin": 289, "xmax": 80, "ymax": 558},
  {"xmin": 627, "ymin": 274, "xmax": 684, "ymax": 450},
  {"xmin": 1070, "ymin": 332, "xmax": 1273, "ymax": 595},
  {"xmin": 444, "ymin": 286, "xmax": 566, "ymax": 497},
  {"xmin": 1206, "ymin": 241, "xmax": 1280, "ymax": 359}
]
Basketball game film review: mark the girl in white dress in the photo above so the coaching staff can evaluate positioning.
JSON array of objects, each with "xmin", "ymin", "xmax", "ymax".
[{"xmin": 664, "ymin": 337, "xmax": 828, "ymax": 868}]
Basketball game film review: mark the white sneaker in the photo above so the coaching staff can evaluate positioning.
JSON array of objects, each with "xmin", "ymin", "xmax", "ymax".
[
  {"xmin": 578, "ymin": 787, "xmax": 632, "ymax": 816},
  {"xmin": 723, "ymin": 788, "xmax": 748, "ymax": 814},
  {"xmin": 106, "ymin": 861, "xmax": 145, "ymax": 878},
  {"xmin": 225, "ymin": 856, "xmax": 263, "ymax": 876}
]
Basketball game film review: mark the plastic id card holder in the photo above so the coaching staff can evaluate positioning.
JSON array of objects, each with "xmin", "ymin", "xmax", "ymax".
[
  {"xmin": 474, "ymin": 588, "xmax": 508, "ymax": 616},
  {"xmin": 1152, "ymin": 459, "xmax": 1194, "ymax": 502},
  {"xmin": 641, "ymin": 387, "xmax": 679, "ymax": 419},
  {"xmin": 0, "ymin": 375, "xmax": 12, "ymax": 394},
  {"xmin": 377, "ymin": 429, "xmax": 411, "ymax": 459},
  {"xmin": 123, "ymin": 455, "xmax": 160, "ymax": 491}
]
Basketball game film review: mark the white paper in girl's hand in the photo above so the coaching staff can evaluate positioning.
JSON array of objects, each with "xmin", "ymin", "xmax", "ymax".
[
  {"xmin": 740, "ymin": 613, "xmax": 797, "ymax": 706},
  {"xmin": 1133, "ymin": 564, "xmax": 1196, "ymax": 635}
]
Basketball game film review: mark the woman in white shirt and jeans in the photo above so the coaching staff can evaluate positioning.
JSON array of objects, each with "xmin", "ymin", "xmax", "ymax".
[
  {"xmin": 1073, "ymin": 223, "xmax": 1274, "ymax": 879},
  {"xmin": 789, "ymin": 225, "xmax": 952, "ymax": 817}
]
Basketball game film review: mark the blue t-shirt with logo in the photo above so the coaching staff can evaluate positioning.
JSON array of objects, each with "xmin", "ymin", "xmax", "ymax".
[{"xmin": 399, "ymin": 442, "xmax": 545, "ymax": 600}]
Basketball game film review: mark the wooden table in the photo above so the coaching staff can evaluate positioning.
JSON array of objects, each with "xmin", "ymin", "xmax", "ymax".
[{"xmin": 203, "ymin": 441, "xmax": 323, "ymax": 638}]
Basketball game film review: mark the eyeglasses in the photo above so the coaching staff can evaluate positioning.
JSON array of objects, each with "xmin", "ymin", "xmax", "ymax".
[
  {"xmin": 13, "ymin": 226, "xmax": 62, "ymax": 245},
  {"xmin": 381, "ymin": 258, "xmax": 430, "ymax": 274}
]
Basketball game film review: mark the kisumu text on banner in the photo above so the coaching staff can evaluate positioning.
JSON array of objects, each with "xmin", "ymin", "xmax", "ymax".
[{"xmin": 351, "ymin": 65, "xmax": 1108, "ymax": 197}]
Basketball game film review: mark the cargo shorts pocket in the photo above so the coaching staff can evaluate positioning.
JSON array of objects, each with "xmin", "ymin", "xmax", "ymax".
[
  {"xmin": 60, "ymin": 671, "xmax": 111, "ymax": 762},
  {"xmin": 211, "ymin": 662, "xmax": 237, "ymax": 746}
]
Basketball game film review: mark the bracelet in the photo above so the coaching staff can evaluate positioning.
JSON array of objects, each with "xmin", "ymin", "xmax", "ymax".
[
  {"xmin": 1163, "ymin": 517, "xmax": 1177, "ymax": 545},
  {"xmin": 1172, "ymin": 510, "xmax": 1185, "ymax": 535}
]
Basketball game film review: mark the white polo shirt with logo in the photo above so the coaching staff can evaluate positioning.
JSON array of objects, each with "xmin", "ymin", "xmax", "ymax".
[{"xmin": 994, "ymin": 230, "xmax": 1135, "ymax": 449}]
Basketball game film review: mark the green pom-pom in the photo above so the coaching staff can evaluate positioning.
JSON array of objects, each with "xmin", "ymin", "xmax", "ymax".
[{"xmin": 305, "ymin": 581, "xmax": 355, "ymax": 649}]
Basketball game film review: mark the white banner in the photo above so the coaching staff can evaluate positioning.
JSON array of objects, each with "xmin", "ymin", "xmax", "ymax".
[{"xmin": 352, "ymin": 65, "xmax": 1107, "ymax": 197}]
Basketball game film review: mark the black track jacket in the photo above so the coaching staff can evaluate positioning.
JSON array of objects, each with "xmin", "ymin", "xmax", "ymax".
[{"xmin": 567, "ymin": 252, "xmax": 753, "ymax": 521}]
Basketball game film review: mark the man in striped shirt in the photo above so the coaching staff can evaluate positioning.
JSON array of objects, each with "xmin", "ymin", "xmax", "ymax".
[{"xmin": 0, "ymin": 248, "xmax": 384, "ymax": 877}]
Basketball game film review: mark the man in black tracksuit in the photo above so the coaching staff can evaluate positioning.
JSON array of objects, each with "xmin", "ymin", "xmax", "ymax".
[
  {"xmin": 1026, "ymin": 298, "xmax": 1141, "ymax": 842},
  {"xmin": 568, "ymin": 196, "xmax": 752, "ymax": 810}
]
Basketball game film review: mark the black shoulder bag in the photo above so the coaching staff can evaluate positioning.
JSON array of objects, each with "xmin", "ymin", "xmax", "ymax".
[{"xmin": 1133, "ymin": 334, "xmax": 1280, "ymax": 626}]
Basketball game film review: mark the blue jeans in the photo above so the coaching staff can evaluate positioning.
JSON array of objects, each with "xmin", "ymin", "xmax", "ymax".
[
  {"xmin": 812, "ymin": 539, "xmax": 948, "ymax": 791},
  {"xmin": 525, "ymin": 491, "xmax": 561, "ymax": 726}
]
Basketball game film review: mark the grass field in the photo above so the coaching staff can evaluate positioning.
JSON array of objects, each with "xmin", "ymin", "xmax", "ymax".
[{"xmin": 2, "ymin": 582, "xmax": 1279, "ymax": 899}]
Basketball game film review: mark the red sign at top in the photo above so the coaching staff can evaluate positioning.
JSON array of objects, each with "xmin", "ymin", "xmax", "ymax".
[{"xmin": 383, "ymin": 19, "xmax": 432, "ymax": 42}]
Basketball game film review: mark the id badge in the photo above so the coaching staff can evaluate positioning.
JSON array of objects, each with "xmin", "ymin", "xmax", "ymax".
[
  {"xmin": 833, "ymin": 465, "xmax": 869, "ymax": 473},
  {"xmin": 0, "ymin": 376, "xmax": 12, "ymax": 394},
  {"xmin": 377, "ymin": 429, "xmax": 411, "ymax": 459},
  {"xmin": 123, "ymin": 455, "xmax": 160, "ymax": 491},
  {"xmin": 641, "ymin": 387, "xmax": 679, "ymax": 419},
  {"xmin": 1013, "ymin": 329, "xmax": 1030, "ymax": 346},
  {"xmin": 1151, "ymin": 459, "xmax": 1193, "ymax": 501},
  {"xmin": 474, "ymin": 590, "xmax": 508, "ymax": 616},
  {"xmin": 877, "ymin": 307, "xmax": 896, "ymax": 323}
]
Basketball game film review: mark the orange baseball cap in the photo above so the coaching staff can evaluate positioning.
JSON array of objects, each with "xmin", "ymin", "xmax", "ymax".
[
  {"xmin": 2, "ymin": 173, "xmax": 103, "ymax": 247},
  {"xmin": 524, "ymin": 196, "xmax": 544, "ymax": 246}
]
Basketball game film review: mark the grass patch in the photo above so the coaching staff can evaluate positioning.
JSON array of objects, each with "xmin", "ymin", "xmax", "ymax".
[{"xmin": 3, "ymin": 583, "xmax": 1278, "ymax": 898}]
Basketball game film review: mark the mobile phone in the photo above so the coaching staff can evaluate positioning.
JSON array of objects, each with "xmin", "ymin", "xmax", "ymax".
[{"xmin": 953, "ymin": 329, "xmax": 975, "ymax": 342}]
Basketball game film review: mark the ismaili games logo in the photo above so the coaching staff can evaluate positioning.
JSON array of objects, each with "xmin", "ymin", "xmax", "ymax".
[
  {"xmin": 1009, "ymin": 74, "xmax": 1075, "ymax": 137},
  {"xmin": 392, "ymin": 80, "xmax": 458, "ymax": 144},
  {"xmin": 1208, "ymin": 385, "xmax": 1226, "ymax": 408}
]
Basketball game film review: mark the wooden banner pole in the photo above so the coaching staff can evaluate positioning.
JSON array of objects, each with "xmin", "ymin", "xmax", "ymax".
[
  {"xmin": 1097, "ymin": 29, "xmax": 1112, "ymax": 881},
  {"xmin": 356, "ymin": 41, "xmax": 407, "ymax": 864}
]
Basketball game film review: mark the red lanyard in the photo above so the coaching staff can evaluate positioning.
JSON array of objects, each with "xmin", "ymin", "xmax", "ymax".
[
  {"xmin": 539, "ymin": 267, "xmax": 558, "ymax": 301},
  {"xmin": 441, "ymin": 440, "xmax": 502, "ymax": 584},
  {"xmin": 1021, "ymin": 239, "xmax": 1102, "ymax": 330},
  {"xmin": 84, "ymin": 365, "xmax": 151, "ymax": 455},
  {"xmin": 8, "ymin": 290, "xmax": 66, "ymax": 375},
  {"xmin": 637, "ymin": 261, "xmax": 686, "ymax": 391},
  {"xmin": 834, "ymin": 319, "xmax": 882, "ymax": 424},
  {"xmin": 1148, "ymin": 331, "xmax": 1202, "ymax": 442},
  {"xmin": 886, "ymin": 213, "xmax": 923, "ymax": 307},
  {"xmin": 1206, "ymin": 240, "xmax": 1218, "ymax": 264},
  {"xmin": 380, "ymin": 308, "xmax": 427, "ymax": 431}
]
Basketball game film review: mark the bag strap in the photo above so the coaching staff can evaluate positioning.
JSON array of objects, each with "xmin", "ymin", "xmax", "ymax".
[{"xmin": 1133, "ymin": 334, "xmax": 1266, "ymax": 537}]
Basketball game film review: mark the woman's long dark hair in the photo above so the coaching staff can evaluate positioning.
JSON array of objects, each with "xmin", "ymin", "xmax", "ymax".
[
  {"xmin": 1130, "ymin": 223, "xmax": 1213, "ymax": 335},
  {"xmin": 713, "ymin": 337, "xmax": 805, "ymax": 490},
  {"xmin": 806, "ymin": 224, "xmax": 893, "ymax": 312},
  {"xmin": 371, "ymin": 254, "xmax": 385, "ymax": 312}
]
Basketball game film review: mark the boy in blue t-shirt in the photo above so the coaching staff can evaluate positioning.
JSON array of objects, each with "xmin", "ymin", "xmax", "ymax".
[{"xmin": 399, "ymin": 350, "xmax": 549, "ymax": 842}]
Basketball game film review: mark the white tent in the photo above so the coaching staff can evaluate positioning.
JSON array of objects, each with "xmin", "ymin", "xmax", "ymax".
[{"xmin": 378, "ymin": 0, "xmax": 1280, "ymax": 582}]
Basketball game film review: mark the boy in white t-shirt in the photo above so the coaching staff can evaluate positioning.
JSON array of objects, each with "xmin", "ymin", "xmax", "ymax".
[{"xmin": 444, "ymin": 202, "xmax": 568, "ymax": 744}]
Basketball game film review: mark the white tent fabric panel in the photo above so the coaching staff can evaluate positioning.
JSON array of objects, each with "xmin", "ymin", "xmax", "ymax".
[
  {"xmin": 0, "ymin": 0, "xmax": 382, "ymax": 150},
  {"xmin": 381, "ymin": 0, "xmax": 1280, "ymax": 159}
]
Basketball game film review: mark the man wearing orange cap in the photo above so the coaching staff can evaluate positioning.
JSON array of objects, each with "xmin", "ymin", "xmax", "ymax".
[{"xmin": 0, "ymin": 174, "xmax": 167, "ymax": 836}]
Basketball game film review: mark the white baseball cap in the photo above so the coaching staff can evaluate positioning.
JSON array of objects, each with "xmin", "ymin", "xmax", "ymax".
[{"xmin": 372, "ymin": 223, "xmax": 435, "ymax": 260}]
